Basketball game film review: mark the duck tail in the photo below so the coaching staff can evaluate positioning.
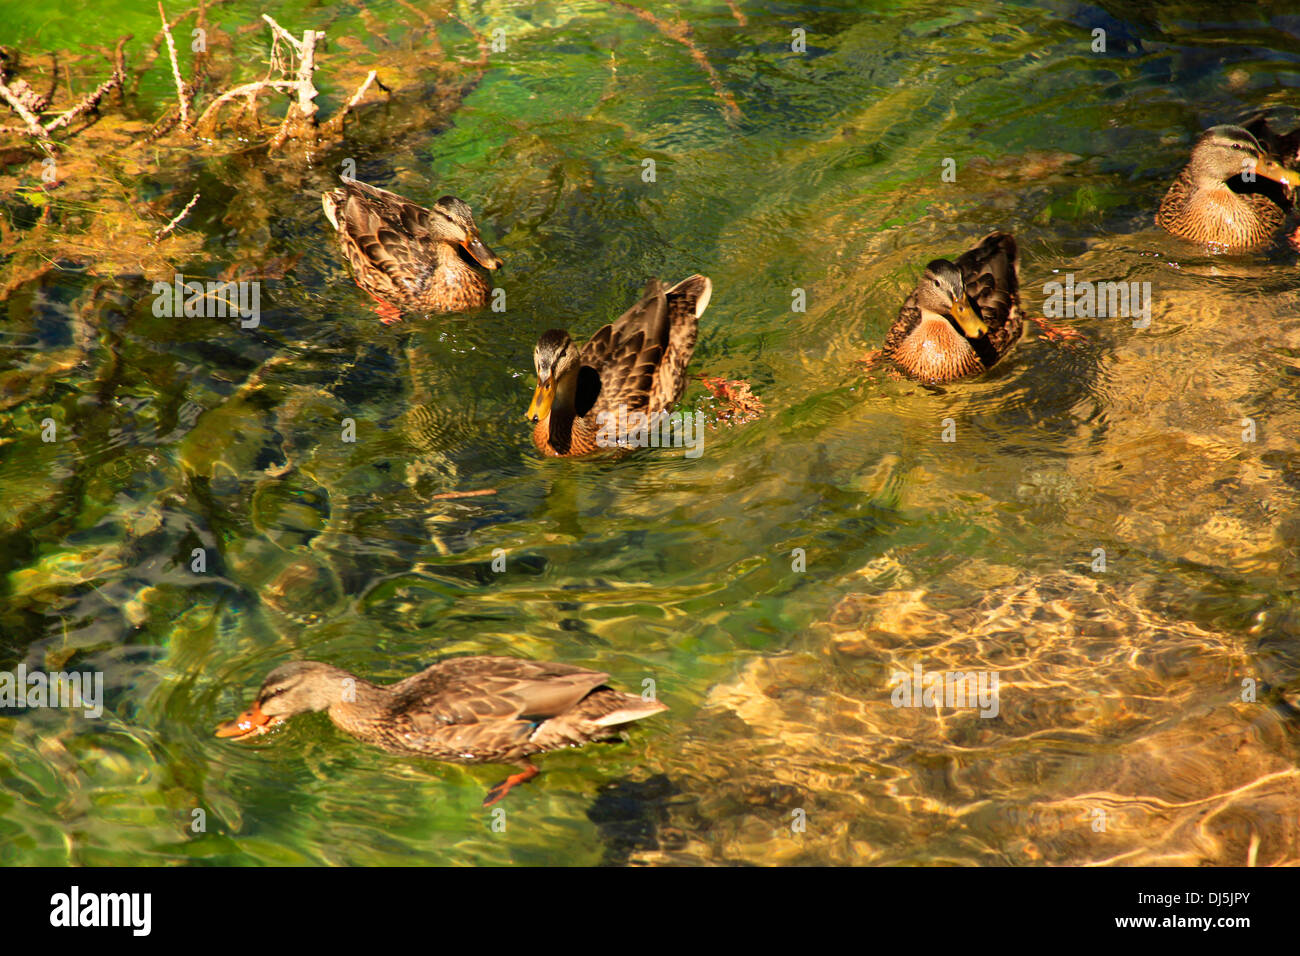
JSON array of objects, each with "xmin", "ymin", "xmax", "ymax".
[
  {"xmin": 530, "ymin": 688, "xmax": 667, "ymax": 749},
  {"xmin": 649, "ymin": 274, "xmax": 711, "ymax": 410},
  {"xmin": 321, "ymin": 190, "xmax": 344, "ymax": 231}
]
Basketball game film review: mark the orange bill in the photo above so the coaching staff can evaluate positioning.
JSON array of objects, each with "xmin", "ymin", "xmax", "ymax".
[{"xmin": 215, "ymin": 701, "xmax": 283, "ymax": 740}]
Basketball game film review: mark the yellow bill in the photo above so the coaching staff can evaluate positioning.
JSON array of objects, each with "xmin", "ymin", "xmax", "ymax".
[
  {"xmin": 949, "ymin": 298, "xmax": 989, "ymax": 338},
  {"xmin": 1253, "ymin": 158, "xmax": 1300, "ymax": 189},
  {"xmin": 528, "ymin": 380, "xmax": 554, "ymax": 422}
]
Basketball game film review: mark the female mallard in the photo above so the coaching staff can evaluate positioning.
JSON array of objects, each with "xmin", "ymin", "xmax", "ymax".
[
  {"xmin": 321, "ymin": 178, "xmax": 502, "ymax": 323},
  {"xmin": 1156, "ymin": 122, "xmax": 1300, "ymax": 250},
  {"xmin": 883, "ymin": 232, "xmax": 1022, "ymax": 384},
  {"xmin": 527, "ymin": 274, "xmax": 711, "ymax": 457},
  {"xmin": 216, "ymin": 657, "xmax": 666, "ymax": 806}
]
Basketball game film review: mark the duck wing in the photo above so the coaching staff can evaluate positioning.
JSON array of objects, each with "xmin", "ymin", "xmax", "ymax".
[
  {"xmin": 956, "ymin": 231, "xmax": 1020, "ymax": 336},
  {"xmin": 323, "ymin": 179, "xmax": 440, "ymax": 294},
  {"xmin": 650, "ymin": 274, "xmax": 709, "ymax": 410},
  {"xmin": 580, "ymin": 281, "xmax": 670, "ymax": 417},
  {"xmin": 580, "ymin": 274, "xmax": 710, "ymax": 418},
  {"xmin": 389, "ymin": 657, "xmax": 609, "ymax": 730}
]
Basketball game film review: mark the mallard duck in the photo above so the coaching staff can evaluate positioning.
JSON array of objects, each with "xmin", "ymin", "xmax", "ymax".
[
  {"xmin": 883, "ymin": 232, "xmax": 1023, "ymax": 384},
  {"xmin": 216, "ymin": 657, "xmax": 667, "ymax": 806},
  {"xmin": 527, "ymin": 274, "xmax": 711, "ymax": 457},
  {"xmin": 1156, "ymin": 122, "xmax": 1300, "ymax": 250},
  {"xmin": 321, "ymin": 178, "xmax": 502, "ymax": 322}
]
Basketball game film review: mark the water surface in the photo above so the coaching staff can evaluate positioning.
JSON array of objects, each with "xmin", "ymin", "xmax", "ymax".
[{"xmin": 2, "ymin": 0, "xmax": 1299, "ymax": 865}]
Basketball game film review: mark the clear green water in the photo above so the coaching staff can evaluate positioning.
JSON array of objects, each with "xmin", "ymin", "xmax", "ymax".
[{"xmin": 2, "ymin": 0, "xmax": 1300, "ymax": 865}]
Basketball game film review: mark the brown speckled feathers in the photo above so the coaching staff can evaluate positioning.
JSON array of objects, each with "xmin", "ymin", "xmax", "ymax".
[
  {"xmin": 322, "ymin": 179, "xmax": 496, "ymax": 315},
  {"xmin": 884, "ymin": 232, "xmax": 1023, "ymax": 384},
  {"xmin": 535, "ymin": 274, "xmax": 710, "ymax": 456},
  {"xmin": 1156, "ymin": 121, "xmax": 1299, "ymax": 250}
]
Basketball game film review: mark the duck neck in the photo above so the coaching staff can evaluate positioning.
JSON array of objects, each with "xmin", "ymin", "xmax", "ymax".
[
  {"xmin": 1192, "ymin": 180, "xmax": 1266, "ymax": 245},
  {"xmin": 433, "ymin": 242, "xmax": 477, "ymax": 279},
  {"xmin": 317, "ymin": 672, "xmax": 388, "ymax": 733},
  {"xmin": 547, "ymin": 368, "xmax": 581, "ymax": 445}
]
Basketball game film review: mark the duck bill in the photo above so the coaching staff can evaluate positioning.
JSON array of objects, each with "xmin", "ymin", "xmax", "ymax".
[
  {"xmin": 215, "ymin": 702, "xmax": 282, "ymax": 741},
  {"xmin": 462, "ymin": 235, "xmax": 503, "ymax": 270},
  {"xmin": 1252, "ymin": 158, "xmax": 1300, "ymax": 190},
  {"xmin": 527, "ymin": 380, "xmax": 554, "ymax": 423},
  {"xmin": 949, "ymin": 298, "xmax": 989, "ymax": 338}
]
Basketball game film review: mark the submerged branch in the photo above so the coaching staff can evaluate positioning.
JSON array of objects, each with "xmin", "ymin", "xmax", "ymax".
[
  {"xmin": 158, "ymin": 2, "xmax": 193, "ymax": 128},
  {"xmin": 602, "ymin": 1, "xmax": 742, "ymax": 123},
  {"xmin": 43, "ymin": 71, "xmax": 122, "ymax": 132},
  {"xmin": 154, "ymin": 191, "xmax": 201, "ymax": 239},
  {"xmin": 0, "ymin": 78, "xmax": 48, "ymax": 137}
]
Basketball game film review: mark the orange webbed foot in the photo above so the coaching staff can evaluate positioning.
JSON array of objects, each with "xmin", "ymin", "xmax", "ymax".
[
  {"xmin": 695, "ymin": 373, "xmax": 765, "ymax": 425},
  {"xmin": 374, "ymin": 302, "xmax": 403, "ymax": 325},
  {"xmin": 356, "ymin": 283, "xmax": 404, "ymax": 325},
  {"xmin": 1029, "ymin": 315, "xmax": 1087, "ymax": 346},
  {"xmin": 854, "ymin": 348, "xmax": 885, "ymax": 370},
  {"xmin": 482, "ymin": 764, "xmax": 540, "ymax": 807}
]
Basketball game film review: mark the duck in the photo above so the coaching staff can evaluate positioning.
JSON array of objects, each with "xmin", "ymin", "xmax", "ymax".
[
  {"xmin": 321, "ymin": 178, "xmax": 502, "ymax": 322},
  {"xmin": 216, "ymin": 657, "xmax": 667, "ymax": 806},
  {"xmin": 527, "ymin": 274, "xmax": 711, "ymax": 456},
  {"xmin": 883, "ymin": 231, "xmax": 1023, "ymax": 384},
  {"xmin": 1156, "ymin": 121, "xmax": 1300, "ymax": 250}
]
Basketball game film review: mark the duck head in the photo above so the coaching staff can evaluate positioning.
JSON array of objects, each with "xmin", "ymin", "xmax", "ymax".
[
  {"xmin": 528, "ymin": 329, "xmax": 583, "ymax": 423},
  {"xmin": 914, "ymin": 259, "xmax": 988, "ymax": 338},
  {"xmin": 215, "ymin": 661, "xmax": 349, "ymax": 741},
  {"xmin": 1188, "ymin": 125, "xmax": 1300, "ymax": 191},
  {"xmin": 432, "ymin": 196, "xmax": 503, "ymax": 270}
]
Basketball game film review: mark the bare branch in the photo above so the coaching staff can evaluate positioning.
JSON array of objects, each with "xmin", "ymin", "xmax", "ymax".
[
  {"xmin": 193, "ymin": 79, "xmax": 297, "ymax": 135},
  {"xmin": 158, "ymin": 2, "xmax": 191, "ymax": 127},
  {"xmin": 155, "ymin": 190, "xmax": 200, "ymax": 240},
  {"xmin": 43, "ymin": 72, "xmax": 122, "ymax": 132},
  {"xmin": 261, "ymin": 14, "xmax": 304, "ymax": 55},
  {"xmin": 323, "ymin": 69, "xmax": 382, "ymax": 136},
  {"xmin": 0, "ymin": 79, "xmax": 48, "ymax": 137},
  {"xmin": 294, "ymin": 29, "xmax": 318, "ymax": 121}
]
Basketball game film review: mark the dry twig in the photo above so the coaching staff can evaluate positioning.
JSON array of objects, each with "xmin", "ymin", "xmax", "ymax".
[
  {"xmin": 158, "ymin": 2, "xmax": 192, "ymax": 127},
  {"xmin": 0, "ymin": 78, "xmax": 47, "ymax": 137},
  {"xmin": 429, "ymin": 488, "xmax": 497, "ymax": 500},
  {"xmin": 154, "ymin": 190, "xmax": 201, "ymax": 239}
]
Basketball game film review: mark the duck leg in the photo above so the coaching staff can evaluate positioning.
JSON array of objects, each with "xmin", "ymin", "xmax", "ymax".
[
  {"xmin": 357, "ymin": 284, "xmax": 403, "ymax": 325},
  {"xmin": 854, "ymin": 349, "xmax": 906, "ymax": 380},
  {"xmin": 482, "ymin": 762, "xmax": 540, "ymax": 807},
  {"xmin": 1028, "ymin": 315, "xmax": 1087, "ymax": 344}
]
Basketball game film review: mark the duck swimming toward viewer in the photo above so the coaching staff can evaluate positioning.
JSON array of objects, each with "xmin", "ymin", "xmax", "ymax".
[
  {"xmin": 1156, "ymin": 121, "xmax": 1300, "ymax": 251},
  {"xmin": 527, "ymin": 274, "xmax": 711, "ymax": 456},
  {"xmin": 883, "ymin": 231, "xmax": 1023, "ymax": 384}
]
